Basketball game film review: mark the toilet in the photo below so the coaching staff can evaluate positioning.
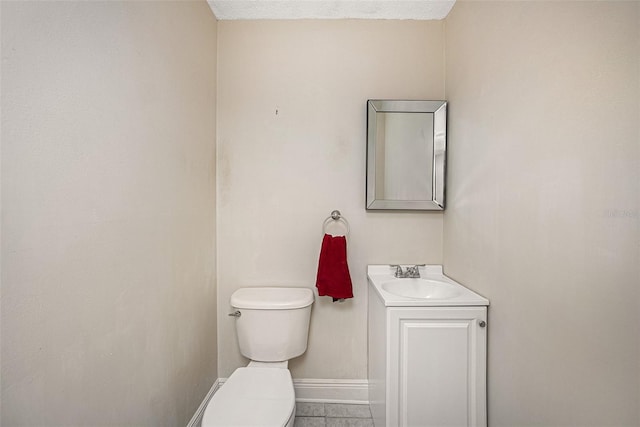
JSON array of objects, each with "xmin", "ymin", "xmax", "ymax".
[{"xmin": 202, "ymin": 287, "xmax": 314, "ymax": 427}]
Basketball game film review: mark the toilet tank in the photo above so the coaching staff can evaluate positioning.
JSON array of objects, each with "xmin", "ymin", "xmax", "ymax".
[{"xmin": 231, "ymin": 287, "xmax": 314, "ymax": 362}]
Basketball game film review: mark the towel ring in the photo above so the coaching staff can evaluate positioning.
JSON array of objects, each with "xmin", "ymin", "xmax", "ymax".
[{"xmin": 322, "ymin": 210, "xmax": 350, "ymax": 236}]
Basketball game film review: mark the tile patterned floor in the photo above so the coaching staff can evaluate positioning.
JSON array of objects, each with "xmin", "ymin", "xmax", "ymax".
[{"xmin": 294, "ymin": 403, "xmax": 374, "ymax": 427}]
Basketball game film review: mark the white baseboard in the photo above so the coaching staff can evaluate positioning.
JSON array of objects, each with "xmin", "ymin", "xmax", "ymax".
[
  {"xmin": 293, "ymin": 378, "xmax": 369, "ymax": 404},
  {"xmin": 186, "ymin": 379, "xmax": 221, "ymax": 427},
  {"xmin": 187, "ymin": 377, "xmax": 369, "ymax": 426}
]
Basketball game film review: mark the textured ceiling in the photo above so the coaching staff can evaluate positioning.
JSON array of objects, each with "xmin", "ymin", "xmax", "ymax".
[{"xmin": 207, "ymin": 0, "xmax": 456, "ymax": 20}]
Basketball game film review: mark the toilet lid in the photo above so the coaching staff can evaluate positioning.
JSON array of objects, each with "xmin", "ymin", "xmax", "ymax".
[{"xmin": 201, "ymin": 368, "xmax": 295, "ymax": 427}]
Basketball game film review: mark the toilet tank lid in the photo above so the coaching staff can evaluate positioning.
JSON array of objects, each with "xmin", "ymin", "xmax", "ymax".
[{"xmin": 231, "ymin": 287, "xmax": 314, "ymax": 310}]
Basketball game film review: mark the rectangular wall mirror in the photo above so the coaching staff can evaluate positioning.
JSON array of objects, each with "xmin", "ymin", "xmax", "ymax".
[{"xmin": 366, "ymin": 100, "xmax": 447, "ymax": 210}]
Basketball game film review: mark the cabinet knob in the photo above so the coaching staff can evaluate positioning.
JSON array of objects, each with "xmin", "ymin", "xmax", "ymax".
[{"xmin": 479, "ymin": 320, "xmax": 486, "ymax": 328}]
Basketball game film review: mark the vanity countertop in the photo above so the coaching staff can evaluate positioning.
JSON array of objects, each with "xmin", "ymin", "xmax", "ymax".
[{"xmin": 367, "ymin": 264, "xmax": 489, "ymax": 307}]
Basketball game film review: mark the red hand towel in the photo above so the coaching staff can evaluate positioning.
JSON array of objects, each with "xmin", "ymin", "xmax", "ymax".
[{"xmin": 316, "ymin": 233, "xmax": 353, "ymax": 300}]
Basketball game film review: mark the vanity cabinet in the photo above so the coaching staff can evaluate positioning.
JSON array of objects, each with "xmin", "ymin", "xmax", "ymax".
[{"xmin": 368, "ymin": 271, "xmax": 488, "ymax": 427}]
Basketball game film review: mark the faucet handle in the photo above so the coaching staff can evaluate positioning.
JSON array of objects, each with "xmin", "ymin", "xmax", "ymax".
[{"xmin": 390, "ymin": 265, "xmax": 404, "ymax": 277}]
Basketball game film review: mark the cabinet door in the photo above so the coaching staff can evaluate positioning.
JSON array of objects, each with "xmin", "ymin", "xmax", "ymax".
[{"xmin": 388, "ymin": 307, "xmax": 487, "ymax": 427}]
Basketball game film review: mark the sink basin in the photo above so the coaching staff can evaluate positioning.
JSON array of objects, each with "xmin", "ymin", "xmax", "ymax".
[
  {"xmin": 381, "ymin": 279, "xmax": 462, "ymax": 299},
  {"xmin": 368, "ymin": 265, "xmax": 489, "ymax": 307}
]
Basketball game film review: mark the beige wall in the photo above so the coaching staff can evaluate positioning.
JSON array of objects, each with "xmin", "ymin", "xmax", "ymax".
[
  {"xmin": 217, "ymin": 20, "xmax": 445, "ymax": 379},
  {"xmin": 1, "ymin": 2, "xmax": 218, "ymax": 425},
  {"xmin": 444, "ymin": 2, "xmax": 640, "ymax": 426}
]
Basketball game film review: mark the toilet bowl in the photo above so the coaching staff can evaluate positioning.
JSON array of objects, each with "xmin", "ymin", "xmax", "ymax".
[
  {"xmin": 201, "ymin": 366, "xmax": 295, "ymax": 427},
  {"xmin": 201, "ymin": 287, "xmax": 314, "ymax": 427}
]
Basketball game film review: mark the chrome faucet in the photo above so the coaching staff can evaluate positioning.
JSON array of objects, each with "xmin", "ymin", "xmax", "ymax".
[
  {"xmin": 406, "ymin": 265, "xmax": 421, "ymax": 278},
  {"xmin": 391, "ymin": 265, "xmax": 423, "ymax": 278}
]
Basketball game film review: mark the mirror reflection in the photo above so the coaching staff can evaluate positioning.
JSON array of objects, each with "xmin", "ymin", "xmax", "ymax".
[{"xmin": 374, "ymin": 112, "xmax": 434, "ymax": 201}]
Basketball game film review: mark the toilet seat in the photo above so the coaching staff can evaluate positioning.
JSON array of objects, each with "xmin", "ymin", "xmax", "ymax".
[{"xmin": 201, "ymin": 367, "xmax": 295, "ymax": 427}]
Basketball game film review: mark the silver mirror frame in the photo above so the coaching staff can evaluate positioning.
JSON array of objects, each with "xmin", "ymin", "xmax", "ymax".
[{"xmin": 366, "ymin": 100, "xmax": 447, "ymax": 211}]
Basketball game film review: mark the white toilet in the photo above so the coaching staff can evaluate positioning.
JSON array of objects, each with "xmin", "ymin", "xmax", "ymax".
[{"xmin": 202, "ymin": 287, "xmax": 314, "ymax": 427}]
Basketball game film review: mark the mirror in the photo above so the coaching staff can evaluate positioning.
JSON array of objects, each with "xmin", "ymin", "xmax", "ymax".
[{"xmin": 366, "ymin": 100, "xmax": 447, "ymax": 210}]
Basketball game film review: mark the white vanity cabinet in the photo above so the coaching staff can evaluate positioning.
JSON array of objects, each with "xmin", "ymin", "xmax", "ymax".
[{"xmin": 367, "ymin": 265, "xmax": 489, "ymax": 427}]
